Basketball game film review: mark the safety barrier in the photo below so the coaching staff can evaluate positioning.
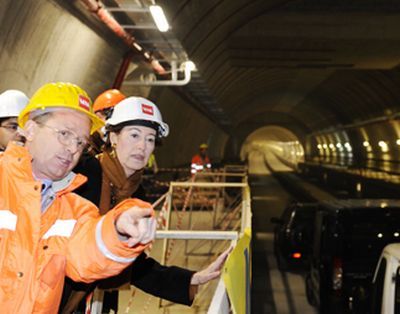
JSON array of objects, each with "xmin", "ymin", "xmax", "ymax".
[
  {"xmin": 154, "ymin": 168, "xmax": 252, "ymax": 314},
  {"xmin": 116, "ymin": 167, "xmax": 252, "ymax": 314}
]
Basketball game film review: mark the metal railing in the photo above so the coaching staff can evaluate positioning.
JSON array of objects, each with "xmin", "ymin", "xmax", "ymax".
[{"xmin": 150, "ymin": 168, "xmax": 252, "ymax": 313}]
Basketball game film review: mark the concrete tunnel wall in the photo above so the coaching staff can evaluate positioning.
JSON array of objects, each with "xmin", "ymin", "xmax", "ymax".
[
  {"xmin": 0, "ymin": 0, "xmax": 229, "ymax": 168},
  {"xmin": 0, "ymin": 0, "xmax": 123, "ymax": 95}
]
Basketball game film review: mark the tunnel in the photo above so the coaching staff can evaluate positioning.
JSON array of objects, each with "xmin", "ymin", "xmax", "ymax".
[{"xmin": 2, "ymin": 1, "xmax": 400, "ymax": 313}]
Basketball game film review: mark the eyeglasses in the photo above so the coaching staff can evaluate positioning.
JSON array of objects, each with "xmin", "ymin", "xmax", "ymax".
[
  {"xmin": 37, "ymin": 122, "xmax": 88, "ymax": 151},
  {"xmin": 0, "ymin": 123, "xmax": 18, "ymax": 132}
]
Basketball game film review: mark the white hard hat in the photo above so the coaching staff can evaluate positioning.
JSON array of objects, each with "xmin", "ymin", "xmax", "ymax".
[
  {"xmin": 106, "ymin": 96, "xmax": 169, "ymax": 137},
  {"xmin": 0, "ymin": 90, "xmax": 29, "ymax": 118}
]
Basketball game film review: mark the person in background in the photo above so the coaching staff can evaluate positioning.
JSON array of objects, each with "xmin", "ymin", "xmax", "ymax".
[
  {"xmin": 0, "ymin": 82, "xmax": 156, "ymax": 313},
  {"xmin": 89, "ymin": 89, "xmax": 126, "ymax": 155},
  {"xmin": 191, "ymin": 143, "xmax": 212, "ymax": 174},
  {"xmin": 93, "ymin": 89, "xmax": 126, "ymax": 122},
  {"xmin": 61, "ymin": 96, "xmax": 231, "ymax": 313},
  {"xmin": 0, "ymin": 89, "xmax": 29, "ymax": 151}
]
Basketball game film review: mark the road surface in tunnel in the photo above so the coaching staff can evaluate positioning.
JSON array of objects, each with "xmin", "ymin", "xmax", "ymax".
[{"xmin": 249, "ymin": 150, "xmax": 316, "ymax": 314}]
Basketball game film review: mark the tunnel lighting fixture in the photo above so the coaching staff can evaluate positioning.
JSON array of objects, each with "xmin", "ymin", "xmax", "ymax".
[
  {"xmin": 378, "ymin": 140, "xmax": 389, "ymax": 152},
  {"xmin": 395, "ymin": 232, "xmax": 400, "ymax": 237},
  {"xmin": 397, "ymin": 139, "xmax": 400, "ymax": 145},
  {"xmin": 336, "ymin": 143, "xmax": 342, "ymax": 148},
  {"xmin": 329, "ymin": 143, "xmax": 335, "ymax": 149},
  {"xmin": 322, "ymin": 144, "xmax": 328, "ymax": 149},
  {"xmin": 133, "ymin": 42, "xmax": 142, "ymax": 51},
  {"xmin": 149, "ymin": 5, "xmax": 170, "ymax": 32},
  {"xmin": 380, "ymin": 202, "xmax": 388, "ymax": 208},
  {"xmin": 356, "ymin": 182, "xmax": 362, "ymax": 193},
  {"xmin": 317, "ymin": 144, "xmax": 322, "ymax": 150},
  {"xmin": 344, "ymin": 142, "xmax": 352, "ymax": 152},
  {"xmin": 377, "ymin": 233, "xmax": 383, "ymax": 238},
  {"xmin": 363, "ymin": 141, "xmax": 370, "ymax": 147}
]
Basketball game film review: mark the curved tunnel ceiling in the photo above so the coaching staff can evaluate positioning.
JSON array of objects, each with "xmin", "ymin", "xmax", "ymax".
[{"xmin": 159, "ymin": 0, "xmax": 400, "ymax": 138}]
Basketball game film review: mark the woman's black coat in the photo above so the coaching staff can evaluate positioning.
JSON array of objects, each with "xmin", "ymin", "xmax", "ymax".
[{"xmin": 60, "ymin": 153, "xmax": 194, "ymax": 311}]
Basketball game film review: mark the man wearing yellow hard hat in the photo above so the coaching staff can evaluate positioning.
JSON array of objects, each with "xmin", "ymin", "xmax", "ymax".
[
  {"xmin": 0, "ymin": 82, "xmax": 156, "ymax": 313},
  {"xmin": 191, "ymin": 143, "xmax": 212, "ymax": 174}
]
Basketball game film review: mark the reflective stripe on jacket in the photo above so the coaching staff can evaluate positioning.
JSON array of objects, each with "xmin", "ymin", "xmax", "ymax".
[
  {"xmin": 0, "ymin": 143, "xmax": 151, "ymax": 313},
  {"xmin": 191, "ymin": 154, "xmax": 211, "ymax": 173}
]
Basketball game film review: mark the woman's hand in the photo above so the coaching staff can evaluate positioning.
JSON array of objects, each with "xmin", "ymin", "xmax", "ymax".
[{"xmin": 190, "ymin": 246, "xmax": 234, "ymax": 285}]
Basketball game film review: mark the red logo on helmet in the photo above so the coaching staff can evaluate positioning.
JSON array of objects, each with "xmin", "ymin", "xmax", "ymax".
[
  {"xmin": 78, "ymin": 95, "xmax": 90, "ymax": 111},
  {"xmin": 142, "ymin": 104, "xmax": 154, "ymax": 115}
]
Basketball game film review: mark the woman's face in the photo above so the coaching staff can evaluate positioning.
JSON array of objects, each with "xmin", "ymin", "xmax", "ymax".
[{"xmin": 110, "ymin": 125, "xmax": 156, "ymax": 177}]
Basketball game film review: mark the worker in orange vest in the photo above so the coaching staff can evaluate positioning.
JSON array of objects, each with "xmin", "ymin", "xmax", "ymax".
[
  {"xmin": 191, "ymin": 143, "xmax": 211, "ymax": 174},
  {"xmin": 0, "ymin": 82, "xmax": 155, "ymax": 313}
]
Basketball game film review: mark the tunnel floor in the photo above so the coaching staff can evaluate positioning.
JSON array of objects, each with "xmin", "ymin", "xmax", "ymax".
[{"xmin": 250, "ymin": 151, "xmax": 316, "ymax": 314}]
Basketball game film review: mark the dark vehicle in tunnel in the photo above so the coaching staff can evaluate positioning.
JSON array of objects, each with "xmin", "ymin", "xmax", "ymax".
[
  {"xmin": 271, "ymin": 202, "xmax": 318, "ymax": 271},
  {"xmin": 305, "ymin": 199, "xmax": 400, "ymax": 314}
]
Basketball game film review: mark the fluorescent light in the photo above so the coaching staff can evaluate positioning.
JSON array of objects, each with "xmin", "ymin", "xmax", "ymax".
[{"xmin": 150, "ymin": 5, "xmax": 169, "ymax": 32}]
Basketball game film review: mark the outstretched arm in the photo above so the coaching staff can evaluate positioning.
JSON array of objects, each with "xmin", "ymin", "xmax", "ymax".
[
  {"xmin": 190, "ymin": 246, "xmax": 233, "ymax": 285},
  {"xmin": 115, "ymin": 206, "xmax": 156, "ymax": 247}
]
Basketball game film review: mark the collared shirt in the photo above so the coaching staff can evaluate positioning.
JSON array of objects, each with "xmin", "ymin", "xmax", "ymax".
[{"xmin": 37, "ymin": 177, "xmax": 55, "ymax": 213}]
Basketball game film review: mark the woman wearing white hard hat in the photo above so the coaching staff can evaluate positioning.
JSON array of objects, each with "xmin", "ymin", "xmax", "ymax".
[
  {"xmin": 61, "ymin": 96, "xmax": 231, "ymax": 313},
  {"xmin": 0, "ymin": 89, "xmax": 29, "ymax": 151},
  {"xmin": 102, "ymin": 96, "xmax": 169, "ymax": 198}
]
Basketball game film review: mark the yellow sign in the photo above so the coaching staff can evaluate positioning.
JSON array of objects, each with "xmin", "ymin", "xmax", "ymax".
[{"xmin": 222, "ymin": 228, "xmax": 252, "ymax": 314}]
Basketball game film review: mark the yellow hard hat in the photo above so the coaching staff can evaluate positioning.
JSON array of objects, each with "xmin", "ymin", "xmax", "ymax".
[
  {"xmin": 18, "ymin": 82, "xmax": 104, "ymax": 134},
  {"xmin": 200, "ymin": 143, "xmax": 208, "ymax": 149}
]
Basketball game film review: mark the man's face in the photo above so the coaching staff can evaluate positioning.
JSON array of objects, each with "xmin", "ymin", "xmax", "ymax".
[
  {"xmin": 0, "ymin": 117, "xmax": 21, "ymax": 150},
  {"xmin": 200, "ymin": 148, "xmax": 207, "ymax": 157},
  {"xmin": 24, "ymin": 110, "xmax": 91, "ymax": 181}
]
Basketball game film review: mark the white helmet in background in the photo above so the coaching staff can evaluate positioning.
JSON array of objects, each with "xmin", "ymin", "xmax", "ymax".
[
  {"xmin": 0, "ymin": 90, "xmax": 29, "ymax": 118},
  {"xmin": 106, "ymin": 96, "xmax": 169, "ymax": 137}
]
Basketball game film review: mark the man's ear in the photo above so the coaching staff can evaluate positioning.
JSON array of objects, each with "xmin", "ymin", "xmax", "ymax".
[{"xmin": 21, "ymin": 120, "xmax": 37, "ymax": 142}]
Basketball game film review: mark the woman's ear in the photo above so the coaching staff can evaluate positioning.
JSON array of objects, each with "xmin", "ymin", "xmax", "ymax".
[
  {"xmin": 21, "ymin": 120, "xmax": 37, "ymax": 142},
  {"xmin": 109, "ymin": 132, "xmax": 117, "ymax": 147}
]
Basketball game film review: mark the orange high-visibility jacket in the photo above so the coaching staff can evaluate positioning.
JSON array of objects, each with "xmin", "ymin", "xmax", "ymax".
[
  {"xmin": 0, "ymin": 144, "xmax": 151, "ymax": 313},
  {"xmin": 191, "ymin": 154, "xmax": 210, "ymax": 166},
  {"xmin": 191, "ymin": 154, "xmax": 211, "ymax": 173}
]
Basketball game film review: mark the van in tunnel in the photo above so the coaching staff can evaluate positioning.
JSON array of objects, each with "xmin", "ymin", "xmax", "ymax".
[
  {"xmin": 371, "ymin": 243, "xmax": 400, "ymax": 314},
  {"xmin": 305, "ymin": 199, "xmax": 400, "ymax": 314}
]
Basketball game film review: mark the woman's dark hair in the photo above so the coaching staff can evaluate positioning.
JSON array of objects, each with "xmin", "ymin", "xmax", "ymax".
[{"xmin": 105, "ymin": 120, "xmax": 162, "ymax": 150}]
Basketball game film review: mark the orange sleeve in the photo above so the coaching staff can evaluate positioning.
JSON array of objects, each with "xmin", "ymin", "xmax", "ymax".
[{"xmin": 65, "ymin": 198, "xmax": 154, "ymax": 283}]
